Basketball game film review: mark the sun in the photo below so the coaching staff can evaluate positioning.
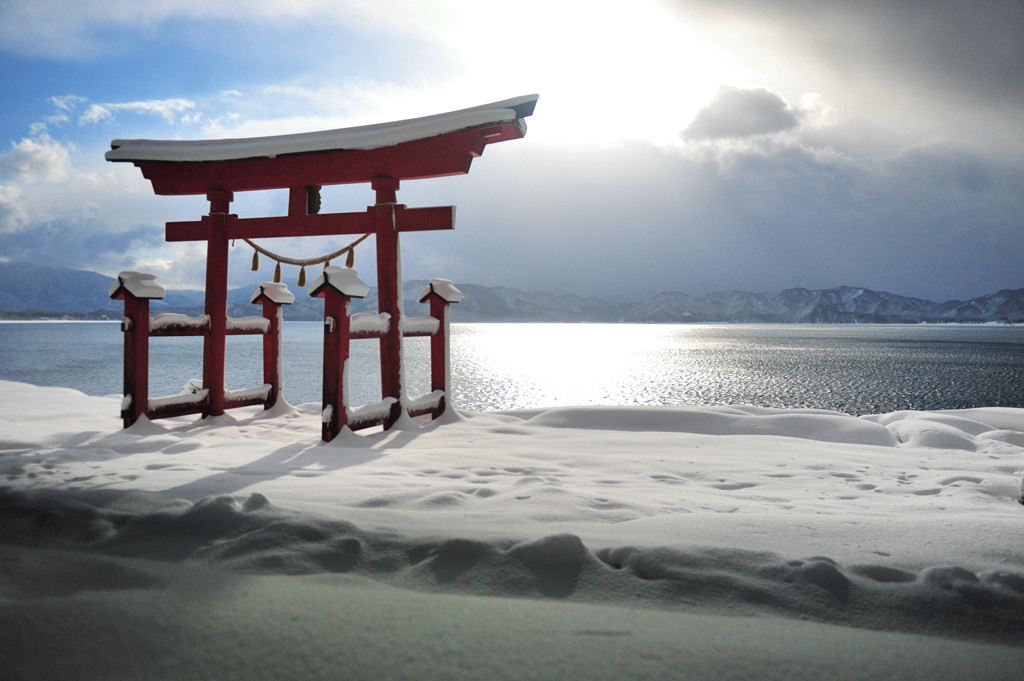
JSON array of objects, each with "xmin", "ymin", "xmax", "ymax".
[{"xmin": 440, "ymin": 0, "xmax": 739, "ymax": 147}]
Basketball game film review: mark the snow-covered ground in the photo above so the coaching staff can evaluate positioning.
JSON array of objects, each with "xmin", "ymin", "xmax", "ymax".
[{"xmin": 2, "ymin": 379, "xmax": 1023, "ymax": 680}]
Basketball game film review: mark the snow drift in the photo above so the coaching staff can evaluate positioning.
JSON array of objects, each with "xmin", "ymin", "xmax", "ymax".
[{"xmin": 2, "ymin": 380, "xmax": 1023, "ymax": 680}]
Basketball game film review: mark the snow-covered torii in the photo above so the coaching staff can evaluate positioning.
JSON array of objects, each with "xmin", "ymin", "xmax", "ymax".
[{"xmin": 107, "ymin": 94, "xmax": 537, "ymax": 431}]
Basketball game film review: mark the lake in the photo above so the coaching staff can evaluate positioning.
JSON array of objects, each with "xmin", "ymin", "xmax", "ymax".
[{"xmin": 2, "ymin": 322, "xmax": 1023, "ymax": 415}]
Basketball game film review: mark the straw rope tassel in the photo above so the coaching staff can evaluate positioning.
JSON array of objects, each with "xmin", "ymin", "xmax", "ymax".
[{"xmin": 239, "ymin": 232, "xmax": 371, "ymax": 282}]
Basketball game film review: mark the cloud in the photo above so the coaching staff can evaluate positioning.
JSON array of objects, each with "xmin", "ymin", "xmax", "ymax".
[
  {"xmin": 50, "ymin": 94, "xmax": 88, "ymax": 112},
  {"xmin": 659, "ymin": 0, "xmax": 1024, "ymax": 148},
  {"xmin": 0, "ymin": 217, "xmax": 165, "ymax": 273},
  {"xmin": 393, "ymin": 131, "xmax": 1024, "ymax": 302},
  {"xmin": 0, "ymin": 185, "xmax": 27, "ymax": 234},
  {"xmin": 79, "ymin": 98, "xmax": 197, "ymax": 126},
  {"xmin": 79, "ymin": 105, "xmax": 112, "ymax": 126},
  {"xmin": 3, "ymin": 0, "xmax": 1019, "ymax": 303},
  {"xmin": 683, "ymin": 87, "xmax": 801, "ymax": 140},
  {"xmin": 0, "ymin": 0, "xmax": 448, "ymax": 59},
  {"xmin": 0, "ymin": 134, "xmax": 72, "ymax": 184}
]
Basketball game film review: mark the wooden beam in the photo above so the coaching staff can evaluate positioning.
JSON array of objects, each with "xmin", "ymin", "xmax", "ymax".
[
  {"xmin": 167, "ymin": 212, "xmax": 372, "ymax": 242},
  {"xmin": 166, "ymin": 206, "xmax": 454, "ymax": 242},
  {"xmin": 135, "ymin": 125, "xmax": 519, "ymax": 196},
  {"xmin": 395, "ymin": 205, "xmax": 456, "ymax": 233}
]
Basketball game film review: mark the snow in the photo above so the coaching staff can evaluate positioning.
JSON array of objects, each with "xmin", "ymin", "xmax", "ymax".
[
  {"xmin": 400, "ymin": 315, "xmax": 440, "ymax": 335},
  {"xmin": 250, "ymin": 281, "xmax": 295, "ymax": 305},
  {"xmin": 419, "ymin": 278, "xmax": 464, "ymax": 303},
  {"xmin": 108, "ymin": 270, "xmax": 165, "ymax": 300},
  {"xmin": 224, "ymin": 315, "xmax": 270, "ymax": 333},
  {"xmin": 147, "ymin": 387, "xmax": 209, "ymax": 411},
  {"xmin": 350, "ymin": 311, "xmax": 390, "ymax": 334},
  {"xmin": 346, "ymin": 396, "xmax": 398, "ymax": 423},
  {"xmin": 1, "ymin": 379, "xmax": 1023, "ymax": 680},
  {"xmin": 149, "ymin": 312, "xmax": 210, "ymax": 332},
  {"xmin": 406, "ymin": 389, "xmax": 445, "ymax": 412},
  {"xmin": 106, "ymin": 95, "xmax": 538, "ymax": 163},
  {"xmin": 309, "ymin": 266, "xmax": 370, "ymax": 299},
  {"xmin": 224, "ymin": 384, "xmax": 272, "ymax": 402}
]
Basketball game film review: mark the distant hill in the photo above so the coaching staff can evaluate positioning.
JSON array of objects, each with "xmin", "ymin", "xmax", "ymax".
[
  {"xmin": 1, "ymin": 261, "xmax": 1021, "ymax": 323},
  {"xmin": 0, "ymin": 262, "xmax": 206, "ymax": 319},
  {"xmin": 624, "ymin": 286, "xmax": 1024, "ymax": 324}
]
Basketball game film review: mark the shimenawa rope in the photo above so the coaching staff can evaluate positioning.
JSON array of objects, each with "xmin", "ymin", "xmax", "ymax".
[{"xmin": 244, "ymin": 233, "xmax": 370, "ymax": 287}]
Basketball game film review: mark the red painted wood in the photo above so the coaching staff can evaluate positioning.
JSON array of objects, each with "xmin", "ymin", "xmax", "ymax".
[
  {"xmin": 261, "ymin": 299, "xmax": 282, "ymax": 409},
  {"xmin": 350, "ymin": 330, "xmax": 386, "ymax": 340},
  {"xmin": 147, "ymin": 401, "xmax": 207, "ymax": 420},
  {"xmin": 166, "ymin": 211, "xmax": 372, "ymax": 242},
  {"xmin": 429, "ymin": 294, "xmax": 450, "ymax": 417},
  {"xmin": 133, "ymin": 125, "xmax": 516, "ymax": 196},
  {"xmin": 147, "ymin": 325, "xmax": 271, "ymax": 337},
  {"xmin": 226, "ymin": 326, "xmax": 265, "ymax": 336},
  {"xmin": 373, "ymin": 179, "xmax": 403, "ymax": 429},
  {"xmin": 202, "ymin": 192, "xmax": 232, "ymax": 417},
  {"xmin": 346, "ymin": 415, "xmax": 388, "ymax": 431},
  {"xmin": 165, "ymin": 205, "xmax": 452, "ymax": 242},
  {"xmin": 392, "ymin": 205, "xmax": 456, "ymax": 233},
  {"xmin": 149, "ymin": 321, "xmax": 209, "ymax": 336},
  {"xmin": 121, "ymin": 295, "xmax": 150, "ymax": 427},
  {"xmin": 319, "ymin": 290, "xmax": 351, "ymax": 441},
  {"xmin": 288, "ymin": 186, "xmax": 307, "ymax": 217},
  {"xmin": 224, "ymin": 394, "xmax": 270, "ymax": 411}
]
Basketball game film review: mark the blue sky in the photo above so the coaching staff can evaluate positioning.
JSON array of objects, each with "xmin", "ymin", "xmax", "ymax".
[{"xmin": 1, "ymin": 0, "xmax": 1022, "ymax": 303}]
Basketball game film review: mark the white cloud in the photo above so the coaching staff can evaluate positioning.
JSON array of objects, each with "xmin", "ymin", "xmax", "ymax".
[
  {"xmin": 79, "ymin": 104, "xmax": 113, "ymax": 126},
  {"xmin": 0, "ymin": 134, "xmax": 73, "ymax": 184},
  {"xmin": 0, "ymin": 1, "xmax": 446, "ymax": 59},
  {"xmin": 78, "ymin": 98, "xmax": 197, "ymax": 126},
  {"xmin": 0, "ymin": 185, "xmax": 28, "ymax": 233},
  {"xmin": 50, "ymin": 94, "xmax": 88, "ymax": 112}
]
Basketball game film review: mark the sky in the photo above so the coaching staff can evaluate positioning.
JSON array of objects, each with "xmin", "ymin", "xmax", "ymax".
[{"xmin": 0, "ymin": 0, "xmax": 1022, "ymax": 303}]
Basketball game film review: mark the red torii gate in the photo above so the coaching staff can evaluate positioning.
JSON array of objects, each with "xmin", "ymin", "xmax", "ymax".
[{"xmin": 106, "ymin": 94, "xmax": 537, "ymax": 435}]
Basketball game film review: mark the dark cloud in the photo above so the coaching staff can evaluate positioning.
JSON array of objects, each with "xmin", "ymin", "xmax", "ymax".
[
  {"xmin": 396, "ymin": 138, "xmax": 1024, "ymax": 303},
  {"xmin": 683, "ymin": 86, "xmax": 801, "ymax": 139},
  {"xmin": 0, "ymin": 219, "xmax": 163, "ymax": 273},
  {"xmin": 660, "ymin": 0, "xmax": 1024, "ymax": 140}
]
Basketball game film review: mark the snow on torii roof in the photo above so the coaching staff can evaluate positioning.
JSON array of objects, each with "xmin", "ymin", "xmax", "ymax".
[
  {"xmin": 105, "ymin": 94, "xmax": 538, "ymax": 195},
  {"xmin": 106, "ymin": 95, "xmax": 538, "ymax": 164}
]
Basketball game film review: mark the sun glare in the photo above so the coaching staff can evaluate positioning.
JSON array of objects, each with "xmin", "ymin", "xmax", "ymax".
[{"xmin": 442, "ymin": 0, "xmax": 738, "ymax": 146}]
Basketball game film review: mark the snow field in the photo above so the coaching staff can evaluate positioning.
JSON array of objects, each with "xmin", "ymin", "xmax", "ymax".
[{"xmin": 2, "ymin": 380, "xmax": 1024, "ymax": 679}]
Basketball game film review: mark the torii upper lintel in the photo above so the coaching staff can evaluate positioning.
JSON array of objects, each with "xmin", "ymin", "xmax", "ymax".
[{"xmin": 106, "ymin": 95, "xmax": 538, "ymax": 195}]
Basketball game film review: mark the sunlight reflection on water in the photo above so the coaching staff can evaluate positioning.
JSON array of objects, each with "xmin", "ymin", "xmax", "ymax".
[
  {"xmin": 2, "ymin": 321, "xmax": 1023, "ymax": 415},
  {"xmin": 449, "ymin": 323, "xmax": 1024, "ymax": 415}
]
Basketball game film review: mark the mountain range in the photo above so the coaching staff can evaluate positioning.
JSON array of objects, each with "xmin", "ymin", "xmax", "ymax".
[{"xmin": 1, "ymin": 261, "xmax": 1022, "ymax": 324}]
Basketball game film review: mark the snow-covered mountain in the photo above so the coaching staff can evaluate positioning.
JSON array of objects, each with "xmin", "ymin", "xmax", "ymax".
[
  {"xmin": 0, "ymin": 262, "xmax": 205, "ymax": 319},
  {"xmin": 625, "ymin": 286, "xmax": 1024, "ymax": 323},
  {"xmin": 1, "ymin": 262, "xmax": 1021, "ymax": 323}
]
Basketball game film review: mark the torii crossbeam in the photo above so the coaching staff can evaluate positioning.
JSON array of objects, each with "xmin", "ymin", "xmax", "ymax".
[{"xmin": 107, "ymin": 94, "xmax": 538, "ymax": 429}]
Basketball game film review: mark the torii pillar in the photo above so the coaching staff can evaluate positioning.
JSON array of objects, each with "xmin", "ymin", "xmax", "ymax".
[
  {"xmin": 371, "ymin": 176, "xmax": 404, "ymax": 425},
  {"xmin": 204, "ymin": 189, "xmax": 232, "ymax": 417},
  {"xmin": 106, "ymin": 95, "xmax": 538, "ymax": 427}
]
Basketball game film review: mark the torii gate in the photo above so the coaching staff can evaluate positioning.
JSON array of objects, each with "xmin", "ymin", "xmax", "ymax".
[{"xmin": 106, "ymin": 94, "xmax": 537, "ymax": 435}]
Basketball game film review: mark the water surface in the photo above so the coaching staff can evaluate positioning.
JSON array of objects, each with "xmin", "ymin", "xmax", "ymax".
[{"xmin": 2, "ymin": 321, "xmax": 1022, "ymax": 415}]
